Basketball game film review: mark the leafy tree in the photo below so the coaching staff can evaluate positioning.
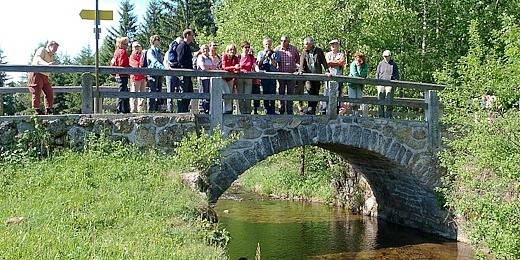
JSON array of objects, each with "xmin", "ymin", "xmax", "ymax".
[{"xmin": 437, "ymin": 17, "xmax": 520, "ymax": 258}]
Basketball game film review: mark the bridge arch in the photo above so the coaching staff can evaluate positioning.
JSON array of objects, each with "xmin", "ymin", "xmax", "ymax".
[{"xmin": 209, "ymin": 115, "xmax": 456, "ymax": 238}]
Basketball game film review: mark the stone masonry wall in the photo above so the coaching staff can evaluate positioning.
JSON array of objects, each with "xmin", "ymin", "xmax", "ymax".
[{"xmin": 0, "ymin": 114, "xmax": 207, "ymax": 153}]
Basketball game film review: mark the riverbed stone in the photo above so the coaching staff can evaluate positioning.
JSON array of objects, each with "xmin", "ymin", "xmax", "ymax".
[
  {"xmin": 67, "ymin": 126, "xmax": 87, "ymax": 148},
  {"xmin": 152, "ymin": 116, "xmax": 170, "ymax": 127}
]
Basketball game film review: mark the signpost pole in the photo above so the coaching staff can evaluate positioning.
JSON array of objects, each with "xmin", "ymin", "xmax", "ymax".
[{"xmin": 93, "ymin": 0, "xmax": 101, "ymax": 114}]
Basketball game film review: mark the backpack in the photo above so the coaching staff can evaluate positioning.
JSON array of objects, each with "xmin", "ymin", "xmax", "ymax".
[
  {"xmin": 168, "ymin": 41, "xmax": 179, "ymax": 68},
  {"xmin": 139, "ymin": 50, "xmax": 148, "ymax": 68}
]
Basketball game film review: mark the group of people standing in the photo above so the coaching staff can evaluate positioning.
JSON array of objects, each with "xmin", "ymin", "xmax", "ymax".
[
  {"xmin": 110, "ymin": 29, "xmax": 197, "ymax": 114},
  {"xmin": 26, "ymin": 31, "xmax": 399, "ymax": 117}
]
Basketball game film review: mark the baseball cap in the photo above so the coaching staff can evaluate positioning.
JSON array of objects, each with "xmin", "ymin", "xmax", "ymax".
[
  {"xmin": 329, "ymin": 39, "xmax": 340, "ymax": 45},
  {"xmin": 383, "ymin": 50, "xmax": 391, "ymax": 57},
  {"xmin": 132, "ymin": 42, "xmax": 142, "ymax": 48}
]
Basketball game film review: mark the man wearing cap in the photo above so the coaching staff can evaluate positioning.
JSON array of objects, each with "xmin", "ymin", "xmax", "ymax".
[
  {"xmin": 323, "ymin": 39, "xmax": 346, "ymax": 114},
  {"xmin": 376, "ymin": 50, "xmax": 400, "ymax": 118},
  {"xmin": 28, "ymin": 40, "xmax": 59, "ymax": 115}
]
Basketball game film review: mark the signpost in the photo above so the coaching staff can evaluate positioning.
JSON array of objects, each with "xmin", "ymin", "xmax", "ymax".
[
  {"xmin": 79, "ymin": 9, "xmax": 113, "ymax": 20},
  {"xmin": 79, "ymin": 3, "xmax": 113, "ymax": 114}
]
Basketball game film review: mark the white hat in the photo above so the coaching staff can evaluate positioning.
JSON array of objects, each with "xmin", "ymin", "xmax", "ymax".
[
  {"xmin": 329, "ymin": 39, "xmax": 340, "ymax": 45},
  {"xmin": 132, "ymin": 41, "xmax": 142, "ymax": 47},
  {"xmin": 383, "ymin": 50, "xmax": 391, "ymax": 57}
]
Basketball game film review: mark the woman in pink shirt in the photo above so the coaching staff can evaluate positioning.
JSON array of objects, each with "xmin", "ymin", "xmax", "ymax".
[
  {"xmin": 237, "ymin": 41, "xmax": 258, "ymax": 114},
  {"xmin": 111, "ymin": 36, "xmax": 130, "ymax": 114},
  {"xmin": 129, "ymin": 41, "xmax": 147, "ymax": 113},
  {"xmin": 221, "ymin": 44, "xmax": 240, "ymax": 114},
  {"xmin": 197, "ymin": 44, "xmax": 219, "ymax": 114}
]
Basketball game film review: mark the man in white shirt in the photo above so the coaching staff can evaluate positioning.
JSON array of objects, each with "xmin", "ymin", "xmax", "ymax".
[{"xmin": 29, "ymin": 40, "xmax": 59, "ymax": 115}]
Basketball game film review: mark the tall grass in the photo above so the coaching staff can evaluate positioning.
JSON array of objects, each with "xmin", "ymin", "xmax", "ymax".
[{"xmin": 0, "ymin": 135, "xmax": 227, "ymax": 259}]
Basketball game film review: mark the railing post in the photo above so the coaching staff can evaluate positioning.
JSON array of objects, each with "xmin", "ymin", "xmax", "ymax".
[
  {"xmin": 209, "ymin": 77, "xmax": 224, "ymax": 132},
  {"xmin": 327, "ymin": 81, "xmax": 338, "ymax": 120},
  {"xmin": 425, "ymin": 90, "xmax": 440, "ymax": 149},
  {"xmin": 81, "ymin": 73, "xmax": 93, "ymax": 114}
]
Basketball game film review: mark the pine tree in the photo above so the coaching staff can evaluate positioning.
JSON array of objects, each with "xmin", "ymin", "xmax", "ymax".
[
  {"xmin": 0, "ymin": 48, "xmax": 7, "ymax": 88},
  {"xmin": 136, "ymin": 0, "xmax": 164, "ymax": 50},
  {"xmin": 161, "ymin": 0, "xmax": 217, "ymax": 38},
  {"xmin": 99, "ymin": 0, "xmax": 139, "ymax": 65}
]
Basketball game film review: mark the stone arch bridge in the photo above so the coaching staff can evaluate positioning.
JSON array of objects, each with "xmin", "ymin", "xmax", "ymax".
[{"xmin": 0, "ymin": 113, "xmax": 455, "ymax": 239}]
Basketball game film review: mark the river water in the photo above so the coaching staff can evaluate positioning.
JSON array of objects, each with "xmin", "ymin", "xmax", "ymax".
[{"xmin": 215, "ymin": 196, "xmax": 473, "ymax": 260}]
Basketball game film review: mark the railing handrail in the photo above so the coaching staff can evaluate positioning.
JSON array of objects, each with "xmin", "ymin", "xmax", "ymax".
[
  {"xmin": 0, "ymin": 86, "xmax": 426, "ymax": 109},
  {"xmin": 0, "ymin": 64, "xmax": 445, "ymax": 91},
  {"xmin": 0, "ymin": 67, "xmax": 441, "ymax": 149}
]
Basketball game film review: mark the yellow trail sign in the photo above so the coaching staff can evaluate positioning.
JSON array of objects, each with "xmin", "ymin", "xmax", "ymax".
[{"xmin": 79, "ymin": 9, "xmax": 113, "ymax": 20}]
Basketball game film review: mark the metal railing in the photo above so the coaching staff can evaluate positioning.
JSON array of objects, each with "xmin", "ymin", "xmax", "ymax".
[{"xmin": 0, "ymin": 64, "xmax": 443, "ymax": 147}]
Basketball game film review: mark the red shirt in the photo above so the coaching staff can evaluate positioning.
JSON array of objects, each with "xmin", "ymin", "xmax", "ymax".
[
  {"xmin": 239, "ymin": 54, "xmax": 256, "ymax": 72},
  {"xmin": 112, "ymin": 48, "xmax": 130, "ymax": 78},
  {"xmin": 222, "ymin": 53, "xmax": 240, "ymax": 81},
  {"xmin": 129, "ymin": 51, "xmax": 146, "ymax": 81}
]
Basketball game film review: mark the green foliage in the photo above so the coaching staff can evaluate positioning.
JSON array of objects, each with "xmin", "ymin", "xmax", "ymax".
[
  {"xmin": 100, "ymin": 0, "xmax": 140, "ymax": 66},
  {"xmin": 174, "ymin": 128, "xmax": 237, "ymax": 173},
  {"xmin": 436, "ymin": 17, "xmax": 520, "ymax": 125},
  {"xmin": 436, "ymin": 17, "xmax": 520, "ymax": 258},
  {"xmin": 0, "ymin": 134, "xmax": 228, "ymax": 259},
  {"xmin": 439, "ymin": 111, "xmax": 520, "ymax": 258},
  {"xmin": 0, "ymin": 117, "xmax": 51, "ymax": 165},
  {"xmin": 135, "ymin": 0, "xmax": 164, "ymax": 50},
  {"xmin": 0, "ymin": 48, "xmax": 7, "ymax": 88},
  {"xmin": 239, "ymin": 146, "xmax": 342, "ymax": 202}
]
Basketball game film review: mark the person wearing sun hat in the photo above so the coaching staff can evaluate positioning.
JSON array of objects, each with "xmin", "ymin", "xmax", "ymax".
[{"xmin": 376, "ymin": 49, "xmax": 400, "ymax": 118}]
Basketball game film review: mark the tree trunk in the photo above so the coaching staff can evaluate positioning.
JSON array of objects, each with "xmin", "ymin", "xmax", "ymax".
[{"xmin": 299, "ymin": 146, "xmax": 305, "ymax": 177}]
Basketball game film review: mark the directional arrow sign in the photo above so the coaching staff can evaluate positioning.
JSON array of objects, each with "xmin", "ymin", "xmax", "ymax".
[{"xmin": 79, "ymin": 9, "xmax": 113, "ymax": 20}]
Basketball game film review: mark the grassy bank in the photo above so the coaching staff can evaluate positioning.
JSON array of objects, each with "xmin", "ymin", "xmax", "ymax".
[
  {"xmin": 440, "ymin": 111, "xmax": 520, "ymax": 258},
  {"xmin": 0, "ymin": 136, "xmax": 227, "ymax": 259},
  {"xmin": 239, "ymin": 147, "xmax": 336, "ymax": 203}
]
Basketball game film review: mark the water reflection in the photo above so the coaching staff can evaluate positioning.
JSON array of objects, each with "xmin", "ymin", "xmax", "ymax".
[{"xmin": 215, "ymin": 198, "xmax": 473, "ymax": 260}]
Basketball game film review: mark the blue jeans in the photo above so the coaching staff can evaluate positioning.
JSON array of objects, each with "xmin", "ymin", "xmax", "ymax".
[
  {"xmin": 262, "ymin": 79, "xmax": 276, "ymax": 114},
  {"xmin": 116, "ymin": 77, "xmax": 130, "ymax": 113},
  {"xmin": 165, "ymin": 75, "xmax": 181, "ymax": 112},
  {"xmin": 278, "ymin": 79, "xmax": 295, "ymax": 114},
  {"xmin": 199, "ymin": 78, "xmax": 210, "ymax": 114},
  {"xmin": 177, "ymin": 76, "xmax": 193, "ymax": 113}
]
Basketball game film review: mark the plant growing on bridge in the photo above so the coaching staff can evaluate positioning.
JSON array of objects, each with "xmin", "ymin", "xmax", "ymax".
[
  {"xmin": 174, "ymin": 128, "xmax": 237, "ymax": 174},
  {"xmin": 0, "ymin": 117, "xmax": 50, "ymax": 165}
]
